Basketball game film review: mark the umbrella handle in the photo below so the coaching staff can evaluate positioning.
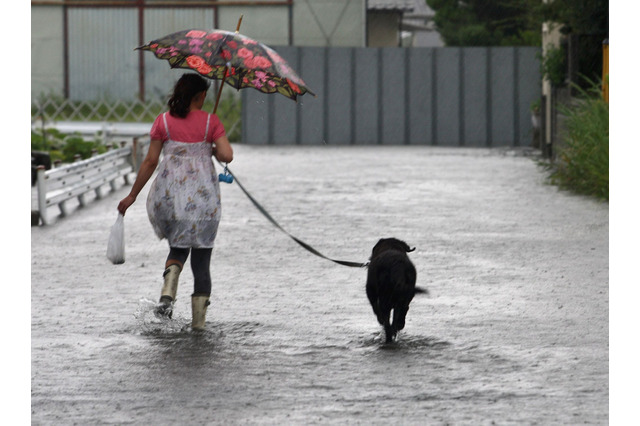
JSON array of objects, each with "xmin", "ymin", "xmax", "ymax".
[
  {"xmin": 213, "ymin": 70, "xmax": 227, "ymax": 115},
  {"xmin": 213, "ymin": 15, "xmax": 243, "ymax": 115}
]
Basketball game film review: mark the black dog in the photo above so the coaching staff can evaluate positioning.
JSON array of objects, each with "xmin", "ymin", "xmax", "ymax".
[{"xmin": 366, "ymin": 238, "xmax": 426, "ymax": 343}]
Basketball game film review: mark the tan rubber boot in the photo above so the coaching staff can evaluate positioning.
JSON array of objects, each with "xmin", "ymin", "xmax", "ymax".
[
  {"xmin": 191, "ymin": 294, "xmax": 211, "ymax": 331},
  {"xmin": 155, "ymin": 264, "xmax": 181, "ymax": 318}
]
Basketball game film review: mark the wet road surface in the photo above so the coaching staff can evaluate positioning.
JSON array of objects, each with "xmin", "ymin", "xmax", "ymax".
[{"xmin": 31, "ymin": 146, "xmax": 608, "ymax": 424}]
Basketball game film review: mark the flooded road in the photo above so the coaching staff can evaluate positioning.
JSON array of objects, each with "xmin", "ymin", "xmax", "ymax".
[{"xmin": 31, "ymin": 146, "xmax": 608, "ymax": 424}]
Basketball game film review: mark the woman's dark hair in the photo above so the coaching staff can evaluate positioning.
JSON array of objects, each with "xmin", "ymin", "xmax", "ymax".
[{"xmin": 168, "ymin": 73, "xmax": 210, "ymax": 118}]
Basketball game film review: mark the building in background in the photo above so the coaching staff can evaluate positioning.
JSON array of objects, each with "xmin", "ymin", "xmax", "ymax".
[
  {"xmin": 31, "ymin": 0, "xmax": 368, "ymax": 100},
  {"xmin": 400, "ymin": 0, "xmax": 443, "ymax": 47},
  {"xmin": 366, "ymin": 0, "xmax": 414, "ymax": 47},
  {"xmin": 366, "ymin": 0, "xmax": 442, "ymax": 47}
]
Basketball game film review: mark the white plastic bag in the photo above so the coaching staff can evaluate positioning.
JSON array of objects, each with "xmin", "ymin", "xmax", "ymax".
[{"xmin": 107, "ymin": 213, "xmax": 125, "ymax": 264}]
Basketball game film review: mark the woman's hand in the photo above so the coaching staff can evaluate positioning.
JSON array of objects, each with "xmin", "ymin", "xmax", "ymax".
[
  {"xmin": 116, "ymin": 138, "xmax": 162, "ymax": 216},
  {"xmin": 117, "ymin": 194, "xmax": 137, "ymax": 216}
]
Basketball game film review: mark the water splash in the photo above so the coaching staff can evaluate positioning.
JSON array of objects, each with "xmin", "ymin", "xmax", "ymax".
[
  {"xmin": 358, "ymin": 330, "xmax": 451, "ymax": 352},
  {"xmin": 134, "ymin": 298, "xmax": 190, "ymax": 334}
]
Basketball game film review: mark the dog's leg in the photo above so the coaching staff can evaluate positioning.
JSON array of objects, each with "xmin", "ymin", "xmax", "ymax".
[
  {"xmin": 367, "ymin": 288, "xmax": 382, "ymax": 323},
  {"xmin": 380, "ymin": 303, "xmax": 394, "ymax": 343},
  {"xmin": 392, "ymin": 305, "xmax": 409, "ymax": 332},
  {"xmin": 377, "ymin": 298, "xmax": 392, "ymax": 326},
  {"xmin": 376, "ymin": 307, "xmax": 387, "ymax": 326},
  {"xmin": 383, "ymin": 320, "xmax": 395, "ymax": 343}
]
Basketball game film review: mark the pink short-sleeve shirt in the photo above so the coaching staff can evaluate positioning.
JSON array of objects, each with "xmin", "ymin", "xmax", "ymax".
[{"xmin": 149, "ymin": 110, "xmax": 226, "ymax": 143}]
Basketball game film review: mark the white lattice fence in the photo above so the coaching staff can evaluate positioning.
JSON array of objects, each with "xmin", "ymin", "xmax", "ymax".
[
  {"xmin": 31, "ymin": 97, "xmax": 166, "ymax": 123},
  {"xmin": 31, "ymin": 95, "xmax": 242, "ymax": 142}
]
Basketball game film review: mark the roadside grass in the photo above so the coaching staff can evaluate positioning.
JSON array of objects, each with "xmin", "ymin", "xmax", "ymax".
[{"xmin": 546, "ymin": 80, "xmax": 609, "ymax": 201}]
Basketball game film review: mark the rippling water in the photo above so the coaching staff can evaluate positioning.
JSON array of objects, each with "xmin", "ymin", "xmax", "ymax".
[{"xmin": 31, "ymin": 146, "xmax": 608, "ymax": 424}]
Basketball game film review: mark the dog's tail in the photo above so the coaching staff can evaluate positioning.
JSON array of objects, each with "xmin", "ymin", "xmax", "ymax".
[{"xmin": 414, "ymin": 286, "xmax": 429, "ymax": 295}]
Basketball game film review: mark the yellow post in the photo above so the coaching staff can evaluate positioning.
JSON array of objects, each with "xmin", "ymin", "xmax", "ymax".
[{"xmin": 602, "ymin": 39, "xmax": 609, "ymax": 103}]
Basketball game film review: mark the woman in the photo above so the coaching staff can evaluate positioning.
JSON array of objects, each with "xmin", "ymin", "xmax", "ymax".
[{"xmin": 118, "ymin": 73, "xmax": 233, "ymax": 330}]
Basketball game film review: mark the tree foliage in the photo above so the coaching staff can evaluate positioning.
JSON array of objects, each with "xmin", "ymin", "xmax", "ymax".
[
  {"xmin": 542, "ymin": 0, "xmax": 608, "ymax": 36},
  {"xmin": 426, "ymin": 0, "xmax": 608, "ymax": 47},
  {"xmin": 426, "ymin": 0, "xmax": 543, "ymax": 46},
  {"xmin": 542, "ymin": 0, "xmax": 608, "ymax": 88}
]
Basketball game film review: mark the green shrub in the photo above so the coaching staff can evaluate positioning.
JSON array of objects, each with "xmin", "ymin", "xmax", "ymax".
[
  {"xmin": 61, "ymin": 135, "xmax": 107, "ymax": 163},
  {"xmin": 31, "ymin": 129, "xmax": 107, "ymax": 164},
  {"xmin": 548, "ymin": 79, "xmax": 609, "ymax": 200},
  {"xmin": 31, "ymin": 128, "xmax": 64, "ymax": 152},
  {"xmin": 538, "ymin": 44, "xmax": 566, "ymax": 87}
]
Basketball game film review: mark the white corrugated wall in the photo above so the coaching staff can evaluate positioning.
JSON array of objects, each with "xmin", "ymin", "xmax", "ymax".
[{"xmin": 68, "ymin": 8, "xmax": 138, "ymax": 100}]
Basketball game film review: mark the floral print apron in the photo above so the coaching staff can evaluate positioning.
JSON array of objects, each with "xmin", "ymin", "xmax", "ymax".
[{"xmin": 146, "ymin": 113, "xmax": 221, "ymax": 248}]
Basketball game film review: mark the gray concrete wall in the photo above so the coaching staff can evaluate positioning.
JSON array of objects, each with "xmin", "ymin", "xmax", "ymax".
[{"xmin": 242, "ymin": 46, "xmax": 541, "ymax": 147}]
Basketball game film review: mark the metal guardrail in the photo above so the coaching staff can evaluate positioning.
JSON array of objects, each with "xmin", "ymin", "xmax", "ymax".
[{"xmin": 35, "ymin": 139, "xmax": 150, "ymax": 225}]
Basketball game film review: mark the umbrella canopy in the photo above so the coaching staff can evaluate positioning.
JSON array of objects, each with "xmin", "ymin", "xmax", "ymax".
[{"xmin": 137, "ymin": 29, "xmax": 315, "ymax": 102}]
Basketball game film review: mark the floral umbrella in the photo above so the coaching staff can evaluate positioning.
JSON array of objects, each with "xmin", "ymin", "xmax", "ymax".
[{"xmin": 137, "ymin": 28, "xmax": 315, "ymax": 106}]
